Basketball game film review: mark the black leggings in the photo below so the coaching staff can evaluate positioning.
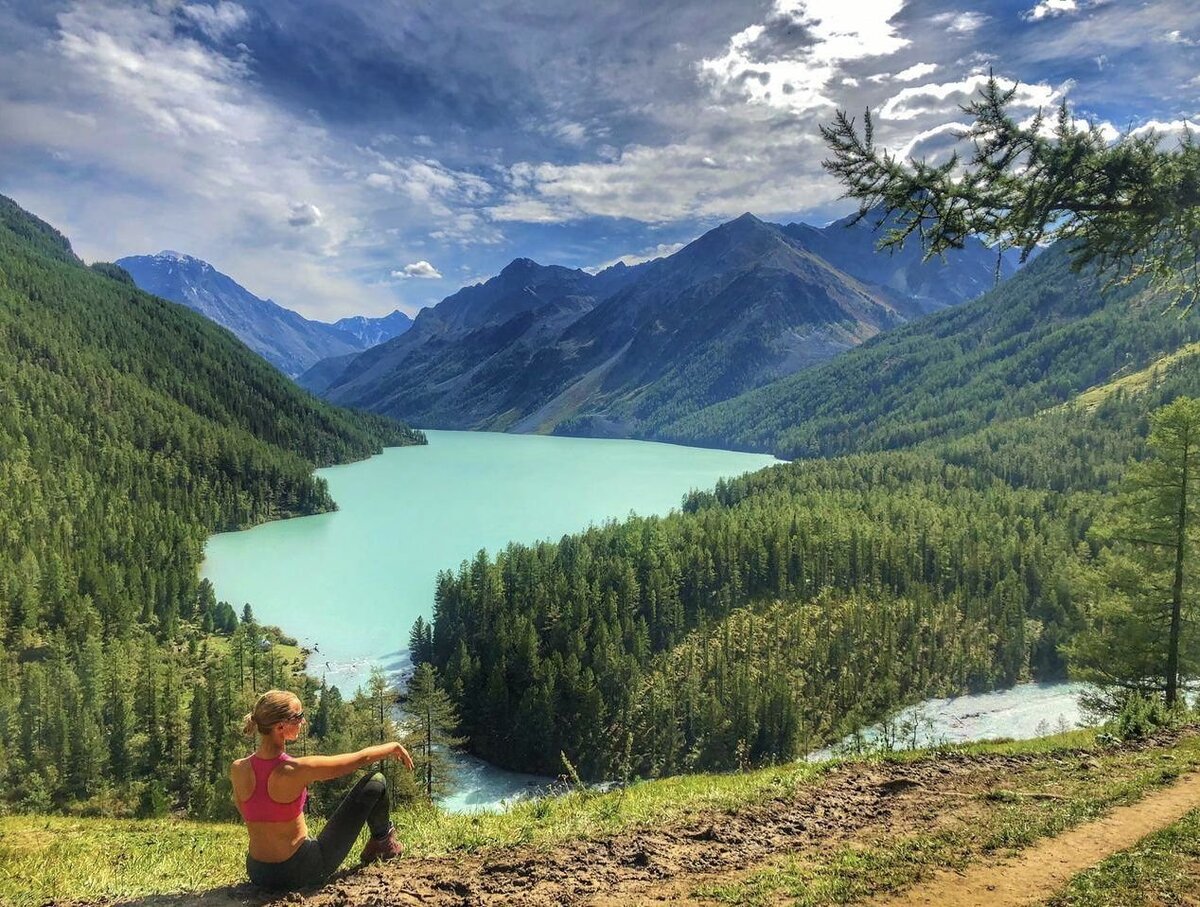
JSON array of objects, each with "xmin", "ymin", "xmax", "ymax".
[{"xmin": 246, "ymin": 771, "xmax": 392, "ymax": 891}]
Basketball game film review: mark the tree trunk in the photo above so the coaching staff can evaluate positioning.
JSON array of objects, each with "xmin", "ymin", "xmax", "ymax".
[
  {"xmin": 1166, "ymin": 429, "xmax": 1190, "ymax": 707},
  {"xmin": 425, "ymin": 699, "xmax": 433, "ymax": 801}
]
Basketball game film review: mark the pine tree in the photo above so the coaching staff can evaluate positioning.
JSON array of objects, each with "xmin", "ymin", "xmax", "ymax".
[
  {"xmin": 409, "ymin": 616, "xmax": 433, "ymax": 667},
  {"xmin": 1068, "ymin": 397, "xmax": 1200, "ymax": 711},
  {"xmin": 822, "ymin": 75, "xmax": 1200, "ymax": 309},
  {"xmin": 404, "ymin": 663, "xmax": 465, "ymax": 802}
]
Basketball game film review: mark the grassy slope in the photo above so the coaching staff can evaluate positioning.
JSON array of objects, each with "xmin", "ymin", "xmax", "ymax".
[
  {"xmin": 1064, "ymin": 339, "xmax": 1200, "ymax": 413},
  {"xmin": 6, "ymin": 726, "xmax": 1200, "ymax": 906}
]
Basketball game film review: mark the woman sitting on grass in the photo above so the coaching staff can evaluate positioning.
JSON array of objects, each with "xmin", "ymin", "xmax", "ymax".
[{"xmin": 231, "ymin": 689, "xmax": 414, "ymax": 891}]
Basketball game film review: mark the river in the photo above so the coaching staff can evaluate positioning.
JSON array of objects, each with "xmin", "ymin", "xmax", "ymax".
[{"xmin": 809, "ymin": 682, "xmax": 1091, "ymax": 761}]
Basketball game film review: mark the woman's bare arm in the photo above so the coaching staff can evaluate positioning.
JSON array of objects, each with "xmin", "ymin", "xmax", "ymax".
[{"xmin": 270, "ymin": 743, "xmax": 413, "ymax": 799}]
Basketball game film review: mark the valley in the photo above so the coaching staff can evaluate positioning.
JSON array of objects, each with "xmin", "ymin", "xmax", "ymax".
[{"xmin": 4, "ymin": 2, "xmax": 1198, "ymax": 904}]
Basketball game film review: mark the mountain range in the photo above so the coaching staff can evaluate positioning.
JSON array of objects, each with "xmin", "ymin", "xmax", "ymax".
[
  {"xmin": 115, "ymin": 252, "xmax": 412, "ymax": 378},
  {"xmin": 304, "ymin": 211, "xmax": 1013, "ymax": 434}
]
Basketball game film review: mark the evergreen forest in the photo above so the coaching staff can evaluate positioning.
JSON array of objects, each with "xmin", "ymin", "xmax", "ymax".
[{"xmin": 0, "ymin": 195, "xmax": 424, "ymax": 814}]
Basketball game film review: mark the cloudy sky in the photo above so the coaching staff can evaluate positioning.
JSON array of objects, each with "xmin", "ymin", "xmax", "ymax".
[{"xmin": 1, "ymin": 0, "xmax": 1196, "ymax": 319}]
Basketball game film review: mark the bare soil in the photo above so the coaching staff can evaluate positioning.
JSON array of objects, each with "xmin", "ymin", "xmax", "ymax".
[{"xmin": 274, "ymin": 752, "xmax": 1053, "ymax": 906}]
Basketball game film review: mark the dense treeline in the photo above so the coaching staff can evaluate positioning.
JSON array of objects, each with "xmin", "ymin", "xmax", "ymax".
[
  {"xmin": 0, "ymin": 196, "xmax": 423, "ymax": 813},
  {"xmin": 426, "ymin": 273, "xmax": 1200, "ymax": 779},
  {"xmin": 428, "ymin": 445, "xmax": 1086, "ymax": 777},
  {"xmin": 653, "ymin": 245, "xmax": 1200, "ymax": 460}
]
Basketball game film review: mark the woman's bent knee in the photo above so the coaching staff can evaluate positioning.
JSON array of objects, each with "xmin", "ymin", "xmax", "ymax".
[{"xmin": 357, "ymin": 772, "xmax": 386, "ymax": 800}]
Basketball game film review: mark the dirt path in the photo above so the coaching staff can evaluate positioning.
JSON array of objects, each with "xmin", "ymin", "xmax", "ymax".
[{"xmin": 872, "ymin": 770, "xmax": 1200, "ymax": 907}]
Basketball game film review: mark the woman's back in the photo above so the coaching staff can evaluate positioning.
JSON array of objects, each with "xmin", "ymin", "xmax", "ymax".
[{"xmin": 232, "ymin": 753, "xmax": 309, "ymax": 863}]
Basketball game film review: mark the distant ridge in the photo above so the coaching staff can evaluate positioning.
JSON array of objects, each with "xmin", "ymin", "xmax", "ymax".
[
  {"xmin": 654, "ymin": 240, "xmax": 1200, "ymax": 458},
  {"xmin": 116, "ymin": 252, "xmax": 409, "ymax": 378},
  {"xmin": 331, "ymin": 309, "xmax": 413, "ymax": 347},
  {"xmin": 308, "ymin": 210, "xmax": 1008, "ymax": 434}
]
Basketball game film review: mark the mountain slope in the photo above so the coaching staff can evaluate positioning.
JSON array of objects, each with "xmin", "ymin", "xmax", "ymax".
[
  {"xmin": 781, "ymin": 209, "xmax": 1014, "ymax": 314},
  {"xmin": 544, "ymin": 213, "xmax": 913, "ymax": 435},
  {"xmin": 655, "ymin": 242, "xmax": 1200, "ymax": 458},
  {"xmin": 116, "ymin": 251, "xmax": 366, "ymax": 377},
  {"xmin": 318, "ymin": 213, "xmax": 989, "ymax": 434},
  {"xmin": 317, "ymin": 257, "xmax": 646, "ymax": 427}
]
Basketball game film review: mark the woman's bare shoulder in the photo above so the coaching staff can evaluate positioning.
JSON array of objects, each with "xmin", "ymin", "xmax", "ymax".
[{"xmin": 230, "ymin": 757, "xmax": 255, "ymax": 799}]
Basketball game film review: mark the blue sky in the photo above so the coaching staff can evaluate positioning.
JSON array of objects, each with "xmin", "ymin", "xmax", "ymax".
[{"xmin": 0, "ymin": 0, "xmax": 1196, "ymax": 319}]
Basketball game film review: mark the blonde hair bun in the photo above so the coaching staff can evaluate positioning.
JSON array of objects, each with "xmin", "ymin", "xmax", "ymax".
[{"xmin": 245, "ymin": 690, "xmax": 300, "ymax": 736}]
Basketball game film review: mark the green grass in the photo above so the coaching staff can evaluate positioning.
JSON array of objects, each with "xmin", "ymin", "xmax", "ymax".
[
  {"xmin": 3, "ymin": 728, "xmax": 1195, "ymax": 907},
  {"xmin": 0, "ymin": 816, "xmax": 248, "ymax": 904},
  {"xmin": 0, "ymin": 759, "xmax": 829, "ymax": 905},
  {"xmin": 388, "ymin": 759, "xmax": 832, "ymax": 858},
  {"xmin": 1040, "ymin": 808, "xmax": 1200, "ymax": 906},
  {"xmin": 1063, "ymin": 340, "xmax": 1200, "ymax": 412}
]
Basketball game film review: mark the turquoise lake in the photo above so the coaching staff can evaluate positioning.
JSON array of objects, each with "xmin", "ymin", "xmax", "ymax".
[
  {"xmin": 201, "ymin": 430, "xmax": 1089, "ymax": 811},
  {"xmin": 201, "ymin": 430, "xmax": 781, "ymax": 809}
]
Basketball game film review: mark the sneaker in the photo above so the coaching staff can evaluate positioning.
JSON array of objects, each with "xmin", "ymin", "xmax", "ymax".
[{"xmin": 360, "ymin": 827, "xmax": 403, "ymax": 864}]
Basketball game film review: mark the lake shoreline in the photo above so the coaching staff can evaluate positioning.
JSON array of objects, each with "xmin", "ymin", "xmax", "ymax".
[{"xmin": 203, "ymin": 430, "xmax": 781, "ymax": 810}]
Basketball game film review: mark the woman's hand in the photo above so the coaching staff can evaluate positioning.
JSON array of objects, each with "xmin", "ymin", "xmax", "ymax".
[{"xmin": 390, "ymin": 742, "xmax": 414, "ymax": 771}]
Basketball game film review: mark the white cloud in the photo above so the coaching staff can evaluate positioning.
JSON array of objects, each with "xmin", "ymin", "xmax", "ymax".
[
  {"xmin": 700, "ymin": 0, "xmax": 910, "ymax": 113},
  {"xmin": 392, "ymin": 260, "xmax": 443, "ymax": 279},
  {"xmin": 487, "ymin": 196, "xmax": 576, "ymax": 223},
  {"xmin": 365, "ymin": 155, "xmax": 493, "ymax": 214},
  {"xmin": 287, "ymin": 202, "xmax": 322, "ymax": 227},
  {"xmin": 930, "ymin": 12, "xmax": 989, "ymax": 34},
  {"xmin": 879, "ymin": 75, "xmax": 1062, "ymax": 121},
  {"xmin": 586, "ymin": 242, "xmax": 687, "ymax": 273},
  {"xmin": 1021, "ymin": 0, "xmax": 1113, "ymax": 23},
  {"xmin": 895, "ymin": 121, "xmax": 969, "ymax": 160},
  {"xmin": 1093, "ymin": 120, "xmax": 1122, "ymax": 143},
  {"xmin": 1128, "ymin": 118, "xmax": 1198, "ymax": 147},
  {"xmin": 428, "ymin": 211, "xmax": 504, "ymax": 245},
  {"xmin": 487, "ymin": 131, "xmax": 836, "ymax": 225},
  {"xmin": 869, "ymin": 61, "xmax": 938, "ymax": 84},
  {"xmin": 180, "ymin": 2, "xmax": 249, "ymax": 40},
  {"xmin": 1022, "ymin": 0, "xmax": 1078, "ymax": 21},
  {"xmin": 360, "ymin": 153, "xmax": 503, "ymax": 243},
  {"xmin": 545, "ymin": 120, "xmax": 591, "ymax": 146},
  {"xmin": 1163, "ymin": 29, "xmax": 1198, "ymax": 47},
  {"xmin": 893, "ymin": 62, "xmax": 938, "ymax": 82}
]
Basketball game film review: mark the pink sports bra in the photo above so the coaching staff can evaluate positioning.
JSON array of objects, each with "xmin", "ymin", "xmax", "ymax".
[{"xmin": 238, "ymin": 753, "xmax": 307, "ymax": 822}]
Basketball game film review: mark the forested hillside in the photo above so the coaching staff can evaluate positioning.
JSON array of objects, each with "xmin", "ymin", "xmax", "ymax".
[
  {"xmin": 653, "ymin": 244, "xmax": 1199, "ymax": 458},
  {"xmin": 420, "ymin": 265, "xmax": 1198, "ymax": 780},
  {"xmin": 0, "ymin": 195, "xmax": 423, "ymax": 813}
]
